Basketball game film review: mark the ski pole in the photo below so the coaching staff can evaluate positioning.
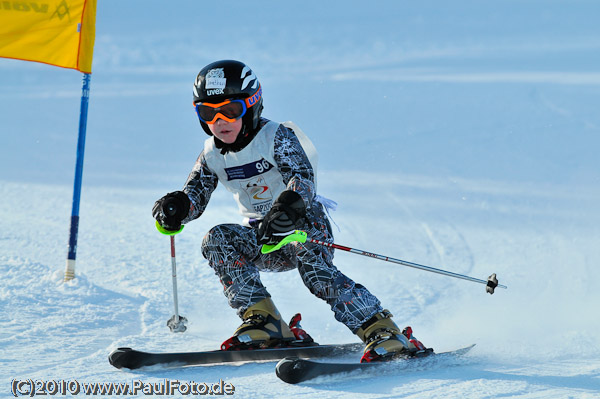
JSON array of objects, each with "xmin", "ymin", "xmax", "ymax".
[
  {"xmin": 261, "ymin": 230, "xmax": 507, "ymax": 294},
  {"xmin": 155, "ymin": 207, "xmax": 188, "ymax": 332},
  {"xmin": 166, "ymin": 234, "xmax": 188, "ymax": 332}
]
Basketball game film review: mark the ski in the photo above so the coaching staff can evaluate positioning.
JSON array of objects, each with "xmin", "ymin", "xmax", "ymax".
[
  {"xmin": 109, "ymin": 342, "xmax": 364, "ymax": 370},
  {"xmin": 275, "ymin": 344, "xmax": 476, "ymax": 384}
]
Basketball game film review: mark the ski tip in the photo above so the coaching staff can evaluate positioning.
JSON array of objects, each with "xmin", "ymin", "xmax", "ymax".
[
  {"xmin": 108, "ymin": 347, "xmax": 134, "ymax": 369},
  {"xmin": 275, "ymin": 356, "xmax": 308, "ymax": 384},
  {"xmin": 438, "ymin": 344, "xmax": 476, "ymax": 357},
  {"xmin": 461, "ymin": 343, "xmax": 477, "ymax": 353}
]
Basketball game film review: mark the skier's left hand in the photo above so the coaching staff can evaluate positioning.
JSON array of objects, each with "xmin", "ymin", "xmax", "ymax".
[{"xmin": 257, "ymin": 190, "xmax": 306, "ymax": 245}]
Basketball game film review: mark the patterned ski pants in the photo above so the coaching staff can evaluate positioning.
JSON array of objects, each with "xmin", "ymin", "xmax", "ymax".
[{"xmin": 201, "ymin": 205, "xmax": 383, "ymax": 333}]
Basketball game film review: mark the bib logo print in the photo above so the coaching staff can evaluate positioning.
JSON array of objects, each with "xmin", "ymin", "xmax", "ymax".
[{"xmin": 244, "ymin": 176, "xmax": 273, "ymax": 215}]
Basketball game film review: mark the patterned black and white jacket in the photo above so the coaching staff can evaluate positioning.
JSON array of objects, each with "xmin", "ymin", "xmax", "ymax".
[{"xmin": 182, "ymin": 118, "xmax": 320, "ymax": 227}]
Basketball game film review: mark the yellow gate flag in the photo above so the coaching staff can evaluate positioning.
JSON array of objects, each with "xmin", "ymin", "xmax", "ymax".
[{"xmin": 0, "ymin": 0, "xmax": 97, "ymax": 73}]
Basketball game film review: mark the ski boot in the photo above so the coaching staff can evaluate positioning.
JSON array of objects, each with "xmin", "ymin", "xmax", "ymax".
[
  {"xmin": 221, "ymin": 298, "xmax": 296, "ymax": 350},
  {"xmin": 357, "ymin": 310, "xmax": 428, "ymax": 362}
]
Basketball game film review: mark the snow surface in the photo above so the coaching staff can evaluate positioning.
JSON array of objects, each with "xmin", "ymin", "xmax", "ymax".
[{"xmin": 1, "ymin": 1, "xmax": 600, "ymax": 398}]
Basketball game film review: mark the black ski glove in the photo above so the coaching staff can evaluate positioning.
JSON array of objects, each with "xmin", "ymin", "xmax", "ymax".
[
  {"xmin": 257, "ymin": 190, "xmax": 307, "ymax": 245},
  {"xmin": 152, "ymin": 191, "xmax": 191, "ymax": 232}
]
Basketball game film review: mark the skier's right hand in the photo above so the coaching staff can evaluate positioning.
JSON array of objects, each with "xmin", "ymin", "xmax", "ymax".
[{"xmin": 152, "ymin": 191, "xmax": 191, "ymax": 232}]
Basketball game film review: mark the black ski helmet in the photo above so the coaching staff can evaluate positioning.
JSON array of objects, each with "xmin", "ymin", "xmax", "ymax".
[{"xmin": 193, "ymin": 60, "xmax": 263, "ymax": 137}]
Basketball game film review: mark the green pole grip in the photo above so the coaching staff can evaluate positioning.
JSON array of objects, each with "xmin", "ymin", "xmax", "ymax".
[
  {"xmin": 260, "ymin": 230, "xmax": 308, "ymax": 254},
  {"xmin": 155, "ymin": 220, "xmax": 184, "ymax": 235}
]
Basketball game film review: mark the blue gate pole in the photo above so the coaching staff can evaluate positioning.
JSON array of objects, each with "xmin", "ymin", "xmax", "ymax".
[{"xmin": 64, "ymin": 73, "xmax": 91, "ymax": 282}]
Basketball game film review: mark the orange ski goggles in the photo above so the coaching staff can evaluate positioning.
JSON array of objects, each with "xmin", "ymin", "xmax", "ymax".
[{"xmin": 194, "ymin": 86, "xmax": 262, "ymax": 124}]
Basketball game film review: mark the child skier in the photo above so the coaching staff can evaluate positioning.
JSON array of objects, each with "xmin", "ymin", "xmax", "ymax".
[{"xmin": 152, "ymin": 60, "xmax": 426, "ymax": 362}]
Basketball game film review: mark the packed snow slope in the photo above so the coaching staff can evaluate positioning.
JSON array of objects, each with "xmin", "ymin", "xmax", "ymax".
[{"xmin": 1, "ymin": 1, "xmax": 599, "ymax": 398}]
